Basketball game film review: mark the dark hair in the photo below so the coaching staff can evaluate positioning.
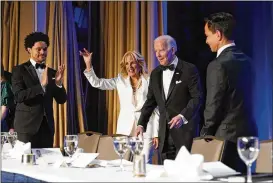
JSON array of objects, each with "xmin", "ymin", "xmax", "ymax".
[
  {"xmin": 24, "ymin": 32, "xmax": 50, "ymax": 50},
  {"xmin": 205, "ymin": 12, "xmax": 235, "ymax": 40}
]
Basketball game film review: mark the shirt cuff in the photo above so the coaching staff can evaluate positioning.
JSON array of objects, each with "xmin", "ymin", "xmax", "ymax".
[
  {"xmin": 56, "ymin": 83, "xmax": 63, "ymax": 88},
  {"xmin": 178, "ymin": 114, "xmax": 188, "ymax": 124}
]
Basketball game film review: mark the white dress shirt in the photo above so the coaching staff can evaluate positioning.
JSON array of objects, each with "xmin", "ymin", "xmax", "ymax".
[
  {"xmin": 162, "ymin": 56, "xmax": 188, "ymax": 124},
  {"xmin": 217, "ymin": 42, "xmax": 236, "ymax": 58},
  {"xmin": 30, "ymin": 59, "xmax": 46, "ymax": 92}
]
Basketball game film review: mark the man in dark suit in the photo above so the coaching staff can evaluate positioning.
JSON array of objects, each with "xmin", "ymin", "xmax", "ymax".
[
  {"xmin": 136, "ymin": 35, "xmax": 203, "ymax": 161},
  {"xmin": 12, "ymin": 32, "xmax": 67, "ymax": 148},
  {"xmin": 200, "ymin": 12, "xmax": 257, "ymax": 142}
]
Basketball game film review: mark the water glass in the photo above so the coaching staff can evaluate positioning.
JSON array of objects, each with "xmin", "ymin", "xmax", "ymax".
[
  {"xmin": 1, "ymin": 132, "xmax": 8, "ymax": 149},
  {"xmin": 113, "ymin": 136, "xmax": 129, "ymax": 171},
  {"xmin": 7, "ymin": 131, "xmax": 17, "ymax": 148},
  {"xmin": 237, "ymin": 136, "xmax": 259, "ymax": 183},
  {"xmin": 128, "ymin": 136, "xmax": 144, "ymax": 155},
  {"xmin": 64, "ymin": 135, "xmax": 78, "ymax": 158}
]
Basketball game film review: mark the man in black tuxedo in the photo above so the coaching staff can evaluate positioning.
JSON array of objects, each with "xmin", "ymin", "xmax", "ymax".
[
  {"xmin": 136, "ymin": 35, "xmax": 203, "ymax": 161},
  {"xmin": 200, "ymin": 12, "xmax": 257, "ymax": 142},
  {"xmin": 12, "ymin": 32, "xmax": 67, "ymax": 148}
]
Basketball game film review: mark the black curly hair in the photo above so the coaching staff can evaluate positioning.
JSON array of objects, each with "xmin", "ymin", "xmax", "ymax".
[
  {"xmin": 24, "ymin": 32, "xmax": 50, "ymax": 50},
  {"xmin": 205, "ymin": 12, "xmax": 235, "ymax": 40}
]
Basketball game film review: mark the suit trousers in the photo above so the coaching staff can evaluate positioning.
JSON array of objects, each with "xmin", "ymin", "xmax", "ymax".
[
  {"xmin": 18, "ymin": 117, "xmax": 53, "ymax": 148},
  {"xmin": 160, "ymin": 123, "xmax": 194, "ymax": 163}
]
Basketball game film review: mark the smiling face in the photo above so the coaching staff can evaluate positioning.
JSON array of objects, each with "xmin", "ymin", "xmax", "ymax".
[
  {"xmin": 125, "ymin": 55, "xmax": 141, "ymax": 78},
  {"xmin": 27, "ymin": 41, "xmax": 48, "ymax": 63},
  {"xmin": 154, "ymin": 39, "xmax": 175, "ymax": 66},
  {"xmin": 204, "ymin": 23, "xmax": 220, "ymax": 52}
]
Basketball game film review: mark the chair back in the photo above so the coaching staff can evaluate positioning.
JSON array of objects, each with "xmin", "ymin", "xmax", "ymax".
[
  {"xmin": 256, "ymin": 139, "xmax": 273, "ymax": 173},
  {"xmin": 96, "ymin": 135, "xmax": 131, "ymax": 161},
  {"xmin": 78, "ymin": 131, "xmax": 102, "ymax": 153},
  {"xmin": 191, "ymin": 136, "xmax": 225, "ymax": 162}
]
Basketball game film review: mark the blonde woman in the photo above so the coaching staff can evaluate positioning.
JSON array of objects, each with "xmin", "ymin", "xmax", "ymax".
[{"xmin": 80, "ymin": 49, "xmax": 159, "ymax": 163}]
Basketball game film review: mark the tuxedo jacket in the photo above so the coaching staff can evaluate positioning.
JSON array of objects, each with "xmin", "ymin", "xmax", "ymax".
[
  {"xmin": 200, "ymin": 46, "xmax": 257, "ymax": 142},
  {"xmin": 138, "ymin": 59, "xmax": 203, "ymax": 152},
  {"xmin": 12, "ymin": 61, "xmax": 67, "ymax": 135},
  {"xmin": 84, "ymin": 68, "xmax": 159, "ymax": 138}
]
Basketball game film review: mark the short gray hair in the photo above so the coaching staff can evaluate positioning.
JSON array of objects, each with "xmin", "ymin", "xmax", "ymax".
[{"xmin": 154, "ymin": 35, "xmax": 177, "ymax": 52}]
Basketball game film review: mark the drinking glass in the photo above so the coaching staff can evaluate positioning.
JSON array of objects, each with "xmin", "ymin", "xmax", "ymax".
[
  {"xmin": 128, "ymin": 136, "xmax": 144, "ymax": 155},
  {"xmin": 64, "ymin": 135, "xmax": 78, "ymax": 158},
  {"xmin": 113, "ymin": 136, "xmax": 129, "ymax": 171},
  {"xmin": 1, "ymin": 132, "xmax": 8, "ymax": 149},
  {"xmin": 237, "ymin": 136, "xmax": 259, "ymax": 183},
  {"xmin": 7, "ymin": 131, "xmax": 17, "ymax": 148}
]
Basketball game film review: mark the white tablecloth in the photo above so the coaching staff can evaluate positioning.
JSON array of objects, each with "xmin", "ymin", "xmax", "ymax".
[{"xmin": 1, "ymin": 159, "xmax": 219, "ymax": 182}]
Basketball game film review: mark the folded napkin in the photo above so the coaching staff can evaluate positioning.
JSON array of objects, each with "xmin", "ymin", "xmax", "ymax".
[
  {"xmin": 163, "ymin": 146, "xmax": 207, "ymax": 181},
  {"xmin": 8, "ymin": 140, "xmax": 31, "ymax": 159}
]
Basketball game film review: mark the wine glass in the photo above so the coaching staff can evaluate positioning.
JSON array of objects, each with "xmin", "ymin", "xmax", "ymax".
[
  {"xmin": 7, "ymin": 131, "xmax": 17, "ymax": 148},
  {"xmin": 1, "ymin": 132, "xmax": 8, "ymax": 149},
  {"xmin": 64, "ymin": 135, "xmax": 78, "ymax": 158},
  {"xmin": 113, "ymin": 136, "xmax": 129, "ymax": 172},
  {"xmin": 237, "ymin": 136, "xmax": 259, "ymax": 183}
]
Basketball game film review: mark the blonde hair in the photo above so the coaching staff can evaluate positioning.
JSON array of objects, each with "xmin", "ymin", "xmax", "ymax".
[{"xmin": 120, "ymin": 51, "xmax": 148, "ymax": 78}]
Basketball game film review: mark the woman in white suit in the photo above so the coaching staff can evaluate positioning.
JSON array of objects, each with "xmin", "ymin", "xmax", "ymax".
[{"xmin": 80, "ymin": 49, "xmax": 159, "ymax": 163}]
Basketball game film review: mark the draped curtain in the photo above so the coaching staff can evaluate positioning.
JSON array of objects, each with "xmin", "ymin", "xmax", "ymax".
[
  {"xmin": 46, "ymin": 1, "xmax": 87, "ymax": 147},
  {"xmin": 99, "ymin": 2, "xmax": 165, "ymax": 135},
  {"xmin": 1, "ymin": 1, "xmax": 34, "ymax": 71}
]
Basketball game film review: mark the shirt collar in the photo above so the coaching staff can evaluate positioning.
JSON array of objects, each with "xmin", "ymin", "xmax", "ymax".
[
  {"xmin": 168, "ymin": 56, "xmax": 178, "ymax": 69},
  {"xmin": 30, "ymin": 59, "xmax": 45, "ymax": 68},
  {"xmin": 217, "ymin": 42, "xmax": 236, "ymax": 58}
]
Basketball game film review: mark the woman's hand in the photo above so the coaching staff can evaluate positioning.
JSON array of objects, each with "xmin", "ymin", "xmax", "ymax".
[
  {"xmin": 152, "ymin": 137, "xmax": 159, "ymax": 149},
  {"xmin": 79, "ymin": 48, "xmax": 93, "ymax": 71}
]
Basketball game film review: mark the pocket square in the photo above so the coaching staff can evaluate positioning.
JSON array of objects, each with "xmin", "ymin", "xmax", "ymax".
[
  {"xmin": 52, "ymin": 77, "xmax": 55, "ymax": 80},
  {"xmin": 176, "ymin": 72, "xmax": 180, "ymax": 74},
  {"xmin": 176, "ymin": 80, "xmax": 182, "ymax": 84}
]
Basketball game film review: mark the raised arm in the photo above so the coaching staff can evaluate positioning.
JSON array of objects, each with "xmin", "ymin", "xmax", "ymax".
[{"xmin": 80, "ymin": 48, "xmax": 117, "ymax": 90}]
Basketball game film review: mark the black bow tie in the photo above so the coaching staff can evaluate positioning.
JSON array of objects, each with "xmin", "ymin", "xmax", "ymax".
[
  {"xmin": 160, "ymin": 64, "xmax": 175, "ymax": 71},
  {"xmin": 35, "ymin": 63, "xmax": 46, "ymax": 69}
]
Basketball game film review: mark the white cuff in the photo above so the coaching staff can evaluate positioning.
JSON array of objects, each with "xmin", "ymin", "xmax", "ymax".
[{"xmin": 178, "ymin": 114, "xmax": 188, "ymax": 124}]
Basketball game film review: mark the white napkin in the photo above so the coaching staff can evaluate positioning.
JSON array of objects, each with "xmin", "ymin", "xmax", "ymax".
[
  {"xmin": 8, "ymin": 140, "xmax": 31, "ymax": 159},
  {"xmin": 163, "ymin": 146, "xmax": 207, "ymax": 181}
]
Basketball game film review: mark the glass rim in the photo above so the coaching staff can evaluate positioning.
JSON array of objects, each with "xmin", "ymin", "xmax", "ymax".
[
  {"xmin": 65, "ymin": 135, "xmax": 78, "ymax": 137},
  {"xmin": 238, "ymin": 136, "xmax": 259, "ymax": 139}
]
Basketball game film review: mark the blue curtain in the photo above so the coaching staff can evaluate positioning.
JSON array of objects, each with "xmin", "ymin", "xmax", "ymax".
[
  {"xmin": 235, "ymin": 2, "xmax": 273, "ymax": 140},
  {"xmin": 251, "ymin": 2, "xmax": 273, "ymax": 140}
]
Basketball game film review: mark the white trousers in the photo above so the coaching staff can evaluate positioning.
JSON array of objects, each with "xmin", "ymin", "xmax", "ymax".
[{"xmin": 142, "ymin": 134, "xmax": 154, "ymax": 164}]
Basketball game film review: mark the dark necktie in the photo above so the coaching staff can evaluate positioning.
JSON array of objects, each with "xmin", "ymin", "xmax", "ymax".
[
  {"xmin": 35, "ymin": 63, "xmax": 46, "ymax": 69},
  {"xmin": 160, "ymin": 64, "xmax": 175, "ymax": 71}
]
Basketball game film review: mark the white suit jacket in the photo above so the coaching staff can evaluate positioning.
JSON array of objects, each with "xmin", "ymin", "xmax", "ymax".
[{"xmin": 84, "ymin": 68, "xmax": 159, "ymax": 138}]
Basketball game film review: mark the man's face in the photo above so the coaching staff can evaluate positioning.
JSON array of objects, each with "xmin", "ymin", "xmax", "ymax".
[
  {"xmin": 154, "ymin": 40, "xmax": 174, "ymax": 66},
  {"xmin": 27, "ymin": 41, "xmax": 48, "ymax": 63},
  {"xmin": 204, "ymin": 23, "xmax": 219, "ymax": 52},
  {"xmin": 125, "ymin": 55, "xmax": 141, "ymax": 78}
]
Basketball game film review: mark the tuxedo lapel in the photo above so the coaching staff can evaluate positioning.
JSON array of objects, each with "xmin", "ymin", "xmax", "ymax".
[
  {"xmin": 166, "ymin": 60, "xmax": 183, "ymax": 102},
  {"xmin": 24, "ymin": 61, "xmax": 40, "ymax": 84}
]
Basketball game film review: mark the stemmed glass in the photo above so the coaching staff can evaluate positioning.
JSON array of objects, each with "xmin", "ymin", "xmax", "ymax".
[
  {"xmin": 64, "ymin": 135, "xmax": 79, "ymax": 158},
  {"xmin": 113, "ymin": 136, "xmax": 129, "ymax": 172},
  {"xmin": 7, "ymin": 131, "xmax": 17, "ymax": 148},
  {"xmin": 237, "ymin": 136, "xmax": 259, "ymax": 183},
  {"xmin": 1, "ymin": 132, "xmax": 8, "ymax": 151}
]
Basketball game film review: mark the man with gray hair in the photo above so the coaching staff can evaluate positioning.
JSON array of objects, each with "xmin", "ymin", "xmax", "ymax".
[{"xmin": 136, "ymin": 35, "xmax": 203, "ymax": 161}]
